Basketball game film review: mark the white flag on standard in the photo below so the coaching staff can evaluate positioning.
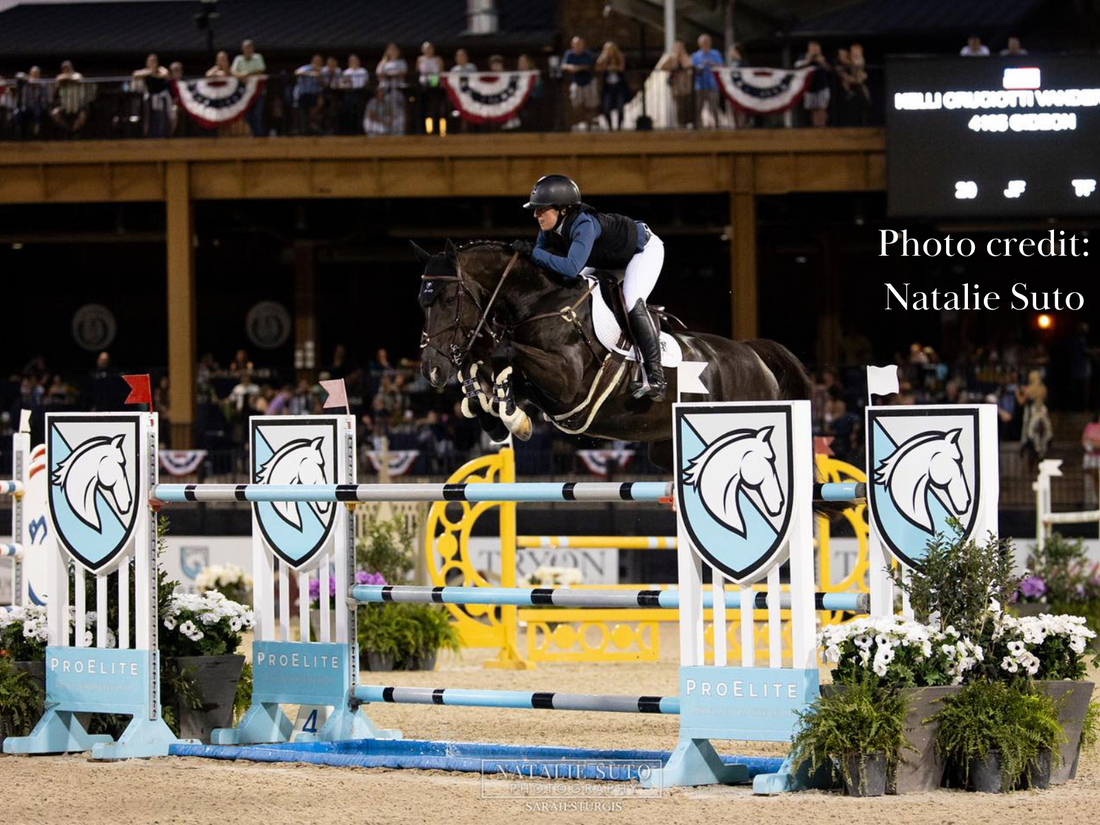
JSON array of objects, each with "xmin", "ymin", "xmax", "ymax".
[
  {"xmin": 678, "ymin": 361, "xmax": 710, "ymax": 396},
  {"xmin": 867, "ymin": 365, "xmax": 900, "ymax": 399}
]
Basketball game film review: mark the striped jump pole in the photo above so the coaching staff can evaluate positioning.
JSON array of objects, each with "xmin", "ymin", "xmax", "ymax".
[
  {"xmin": 350, "ymin": 584, "xmax": 869, "ymax": 614},
  {"xmin": 517, "ymin": 535, "xmax": 677, "ymax": 550},
  {"xmin": 153, "ymin": 481, "xmax": 863, "ymax": 505},
  {"xmin": 0, "ymin": 480, "xmax": 23, "ymax": 496},
  {"xmin": 153, "ymin": 481, "xmax": 672, "ymax": 504},
  {"xmin": 0, "ymin": 544, "xmax": 22, "ymax": 559},
  {"xmin": 354, "ymin": 685, "xmax": 680, "ymax": 715}
]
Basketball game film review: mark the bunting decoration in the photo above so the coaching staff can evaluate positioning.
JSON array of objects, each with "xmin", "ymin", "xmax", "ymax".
[
  {"xmin": 366, "ymin": 450, "xmax": 420, "ymax": 477},
  {"xmin": 577, "ymin": 449, "xmax": 635, "ymax": 477},
  {"xmin": 172, "ymin": 76, "xmax": 265, "ymax": 128},
  {"xmin": 159, "ymin": 450, "xmax": 208, "ymax": 477},
  {"xmin": 442, "ymin": 71, "xmax": 537, "ymax": 124},
  {"xmin": 713, "ymin": 67, "xmax": 814, "ymax": 115}
]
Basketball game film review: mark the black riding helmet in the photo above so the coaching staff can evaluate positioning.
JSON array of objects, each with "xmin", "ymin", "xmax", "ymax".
[{"xmin": 523, "ymin": 174, "xmax": 582, "ymax": 210}]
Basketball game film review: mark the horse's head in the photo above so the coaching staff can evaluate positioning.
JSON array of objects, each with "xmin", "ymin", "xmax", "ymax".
[
  {"xmin": 929, "ymin": 429, "xmax": 971, "ymax": 514},
  {"xmin": 98, "ymin": 434, "xmax": 132, "ymax": 516},
  {"xmin": 413, "ymin": 240, "xmax": 481, "ymax": 388},
  {"xmin": 739, "ymin": 426, "xmax": 784, "ymax": 516}
]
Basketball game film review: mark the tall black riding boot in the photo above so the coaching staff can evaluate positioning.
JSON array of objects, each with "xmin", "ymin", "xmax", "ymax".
[{"xmin": 628, "ymin": 299, "xmax": 667, "ymax": 401}]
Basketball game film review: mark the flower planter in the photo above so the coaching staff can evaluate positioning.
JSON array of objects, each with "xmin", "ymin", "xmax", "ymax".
[
  {"xmin": 407, "ymin": 650, "xmax": 438, "ymax": 671},
  {"xmin": 1038, "ymin": 679, "xmax": 1094, "ymax": 784},
  {"xmin": 890, "ymin": 685, "xmax": 960, "ymax": 794},
  {"xmin": 968, "ymin": 752, "xmax": 1008, "ymax": 793},
  {"xmin": 165, "ymin": 655, "xmax": 245, "ymax": 744},
  {"xmin": 1021, "ymin": 749, "xmax": 1053, "ymax": 790},
  {"xmin": 0, "ymin": 661, "xmax": 46, "ymax": 747},
  {"xmin": 361, "ymin": 650, "xmax": 395, "ymax": 672},
  {"xmin": 843, "ymin": 751, "xmax": 887, "ymax": 797}
]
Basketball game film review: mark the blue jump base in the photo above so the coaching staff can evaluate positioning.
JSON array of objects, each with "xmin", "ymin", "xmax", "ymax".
[{"xmin": 170, "ymin": 738, "xmax": 784, "ymax": 784}]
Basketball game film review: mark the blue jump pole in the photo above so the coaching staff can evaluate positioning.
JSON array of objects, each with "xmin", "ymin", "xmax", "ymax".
[
  {"xmin": 153, "ymin": 481, "xmax": 863, "ymax": 505},
  {"xmin": 153, "ymin": 481, "xmax": 672, "ymax": 504},
  {"xmin": 353, "ymin": 685, "xmax": 681, "ymax": 714},
  {"xmin": 0, "ymin": 544, "xmax": 21, "ymax": 558},
  {"xmin": 350, "ymin": 584, "xmax": 869, "ymax": 614}
]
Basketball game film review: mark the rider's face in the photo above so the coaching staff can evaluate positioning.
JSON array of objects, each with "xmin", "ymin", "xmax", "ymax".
[{"xmin": 534, "ymin": 206, "xmax": 559, "ymax": 232}]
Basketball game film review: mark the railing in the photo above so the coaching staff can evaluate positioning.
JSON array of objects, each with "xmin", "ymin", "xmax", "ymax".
[{"xmin": 0, "ymin": 66, "xmax": 884, "ymax": 141}]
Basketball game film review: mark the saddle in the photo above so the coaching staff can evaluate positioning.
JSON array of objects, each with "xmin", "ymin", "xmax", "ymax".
[{"xmin": 590, "ymin": 270, "xmax": 685, "ymax": 347}]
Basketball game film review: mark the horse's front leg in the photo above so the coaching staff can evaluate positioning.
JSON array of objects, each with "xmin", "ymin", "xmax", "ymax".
[
  {"xmin": 458, "ymin": 363, "xmax": 510, "ymax": 442},
  {"xmin": 491, "ymin": 364, "xmax": 533, "ymax": 441}
]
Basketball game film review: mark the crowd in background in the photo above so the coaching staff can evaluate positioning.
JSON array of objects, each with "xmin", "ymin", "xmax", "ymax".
[
  {"xmin": 6, "ymin": 323, "xmax": 1096, "ymax": 483},
  {"xmin": 1, "ymin": 31, "xmax": 1033, "ymax": 140}
]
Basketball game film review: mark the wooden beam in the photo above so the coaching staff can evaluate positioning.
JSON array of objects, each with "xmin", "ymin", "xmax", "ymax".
[
  {"xmin": 731, "ymin": 190, "xmax": 758, "ymax": 340},
  {"xmin": 165, "ymin": 162, "xmax": 195, "ymax": 448}
]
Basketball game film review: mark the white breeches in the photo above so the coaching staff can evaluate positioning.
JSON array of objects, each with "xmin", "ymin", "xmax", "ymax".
[{"xmin": 623, "ymin": 232, "xmax": 664, "ymax": 307}]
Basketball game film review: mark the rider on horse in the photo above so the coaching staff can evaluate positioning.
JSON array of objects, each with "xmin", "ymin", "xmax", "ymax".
[{"xmin": 511, "ymin": 174, "xmax": 667, "ymax": 402}]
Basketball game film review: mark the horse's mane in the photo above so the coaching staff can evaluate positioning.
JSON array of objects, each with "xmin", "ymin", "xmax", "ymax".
[{"xmin": 455, "ymin": 239, "xmax": 586, "ymax": 292}]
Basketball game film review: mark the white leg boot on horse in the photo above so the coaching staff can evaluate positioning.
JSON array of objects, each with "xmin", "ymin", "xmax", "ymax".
[{"xmin": 493, "ymin": 366, "xmax": 533, "ymax": 440}]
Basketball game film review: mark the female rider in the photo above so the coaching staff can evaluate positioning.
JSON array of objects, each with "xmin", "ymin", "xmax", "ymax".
[{"xmin": 512, "ymin": 174, "xmax": 666, "ymax": 401}]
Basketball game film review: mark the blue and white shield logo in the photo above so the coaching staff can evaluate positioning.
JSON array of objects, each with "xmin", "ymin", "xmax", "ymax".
[
  {"xmin": 867, "ymin": 408, "xmax": 980, "ymax": 568},
  {"xmin": 48, "ymin": 415, "xmax": 140, "ymax": 574},
  {"xmin": 251, "ymin": 419, "xmax": 339, "ymax": 570},
  {"xmin": 675, "ymin": 405, "xmax": 795, "ymax": 584}
]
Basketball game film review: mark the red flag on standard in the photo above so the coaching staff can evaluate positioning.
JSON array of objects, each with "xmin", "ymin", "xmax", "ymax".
[
  {"xmin": 320, "ymin": 378, "xmax": 349, "ymax": 412},
  {"xmin": 122, "ymin": 374, "xmax": 152, "ymax": 406}
]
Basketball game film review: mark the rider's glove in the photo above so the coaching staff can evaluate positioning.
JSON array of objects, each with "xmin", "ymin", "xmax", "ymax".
[{"xmin": 511, "ymin": 240, "xmax": 534, "ymax": 257}]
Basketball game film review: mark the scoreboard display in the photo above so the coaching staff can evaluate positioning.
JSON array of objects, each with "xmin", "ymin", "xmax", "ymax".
[{"xmin": 886, "ymin": 55, "xmax": 1100, "ymax": 217}]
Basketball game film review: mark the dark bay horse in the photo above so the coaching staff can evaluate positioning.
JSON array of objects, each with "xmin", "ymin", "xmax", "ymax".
[{"xmin": 414, "ymin": 240, "xmax": 813, "ymax": 469}]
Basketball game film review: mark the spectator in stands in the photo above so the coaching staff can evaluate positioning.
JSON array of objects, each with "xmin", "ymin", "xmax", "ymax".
[
  {"xmin": 87, "ymin": 350, "xmax": 114, "ymax": 411},
  {"xmin": 50, "ymin": 60, "xmax": 88, "ymax": 137},
  {"xmin": 266, "ymin": 384, "xmax": 293, "ymax": 416},
  {"xmin": 837, "ymin": 43, "xmax": 870, "ymax": 126},
  {"xmin": 562, "ymin": 36, "xmax": 598, "ymax": 131},
  {"xmin": 228, "ymin": 371, "xmax": 260, "ymax": 413},
  {"xmin": 168, "ymin": 61, "xmax": 184, "ymax": 135},
  {"xmin": 452, "ymin": 49, "xmax": 477, "ymax": 72},
  {"xmin": 795, "ymin": 41, "xmax": 831, "ymax": 127},
  {"xmin": 321, "ymin": 56, "xmax": 343, "ymax": 134},
  {"xmin": 960, "ymin": 35, "xmax": 990, "ymax": 57},
  {"xmin": 376, "ymin": 43, "xmax": 408, "ymax": 135},
  {"xmin": 1017, "ymin": 369, "xmax": 1051, "ymax": 473},
  {"xmin": 14, "ymin": 66, "xmax": 48, "ymax": 139},
  {"xmin": 207, "ymin": 51, "xmax": 230, "ymax": 77},
  {"xmin": 294, "ymin": 54, "xmax": 325, "ymax": 135},
  {"xmin": 231, "ymin": 39, "xmax": 267, "ymax": 135},
  {"xmin": 229, "ymin": 348, "xmax": 253, "ymax": 376},
  {"xmin": 1082, "ymin": 412, "xmax": 1100, "ymax": 501},
  {"xmin": 657, "ymin": 40, "xmax": 693, "ymax": 129},
  {"xmin": 340, "ymin": 54, "xmax": 368, "ymax": 135},
  {"xmin": 133, "ymin": 53, "xmax": 171, "ymax": 138},
  {"xmin": 596, "ymin": 41, "xmax": 628, "ymax": 131},
  {"xmin": 417, "ymin": 41, "xmax": 446, "ymax": 135},
  {"xmin": 1001, "ymin": 37, "xmax": 1028, "ymax": 56},
  {"xmin": 363, "ymin": 85, "xmax": 395, "ymax": 135},
  {"xmin": 690, "ymin": 34, "xmax": 723, "ymax": 129},
  {"xmin": 288, "ymin": 379, "xmax": 314, "ymax": 416}
]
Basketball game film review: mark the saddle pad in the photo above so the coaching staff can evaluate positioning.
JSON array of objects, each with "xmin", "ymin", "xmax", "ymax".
[{"xmin": 584, "ymin": 275, "xmax": 683, "ymax": 368}]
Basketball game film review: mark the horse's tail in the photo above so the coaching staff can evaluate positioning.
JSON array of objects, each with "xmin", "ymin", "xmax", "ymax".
[
  {"xmin": 743, "ymin": 339, "xmax": 849, "ymax": 522},
  {"xmin": 743, "ymin": 339, "xmax": 813, "ymax": 402}
]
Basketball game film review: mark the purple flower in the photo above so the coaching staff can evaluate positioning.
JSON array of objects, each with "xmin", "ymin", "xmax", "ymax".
[
  {"xmin": 1019, "ymin": 576, "xmax": 1047, "ymax": 599},
  {"xmin": 355, "ymin": 571, "xmax": 387, "ymax": 586},
  {"xmin": 308, "ymin": 577, "xmax": 320, "ymax": 602}
]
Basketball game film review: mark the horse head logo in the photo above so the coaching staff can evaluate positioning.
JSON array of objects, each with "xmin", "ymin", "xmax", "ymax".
[
  {"xmin": 874, "ymin": 428, "xmax": 971, "ymax": 533},
  {"xmin": 255, "ymin": 436, "xmax": 329, "ymax": 530},
  {"xmin": 51, "ymin": 434, "xmax": 132, "ymax": 533},
  {"xmin": 681, "ymin": 426, "xmax": 784, "ymax": 537}
]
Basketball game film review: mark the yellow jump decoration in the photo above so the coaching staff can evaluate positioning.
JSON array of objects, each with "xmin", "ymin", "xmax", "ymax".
[{"xmin": 424, "ymin": 451, "xmax": 869, "ymax": 669}]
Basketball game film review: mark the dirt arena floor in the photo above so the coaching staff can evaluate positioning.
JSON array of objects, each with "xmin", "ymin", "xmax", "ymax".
[{"xmin": 3, "ymin": 641, "xmax": 1098, "ymax": 825}]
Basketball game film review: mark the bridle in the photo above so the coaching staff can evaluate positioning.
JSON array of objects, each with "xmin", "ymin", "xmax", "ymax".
[{"xmin": 419, "ymin": 251, "xmax": 520, "ymax": 368}]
